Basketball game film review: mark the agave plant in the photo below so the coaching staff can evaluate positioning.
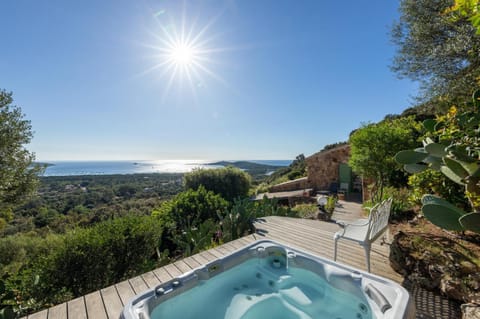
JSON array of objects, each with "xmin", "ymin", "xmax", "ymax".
[{"xmin": 394, "ymin": 91, "xmax": 480, "ymax": 233}]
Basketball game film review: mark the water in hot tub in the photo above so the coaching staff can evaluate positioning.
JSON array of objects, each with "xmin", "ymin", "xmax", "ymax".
[{"xmin": 150, "ymin": 258, "xmax": 373, "ymax": 319}]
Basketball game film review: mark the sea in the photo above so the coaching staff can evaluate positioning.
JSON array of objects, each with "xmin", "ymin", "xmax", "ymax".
[{"xmin": 41, "ymin": 160, "xmax": 292, "ymax": 177}]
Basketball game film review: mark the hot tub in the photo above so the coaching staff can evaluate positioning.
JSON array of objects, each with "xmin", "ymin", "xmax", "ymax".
[{"xmin": 121, "ymin": 240, "xmax": 415, "ymax": 319}]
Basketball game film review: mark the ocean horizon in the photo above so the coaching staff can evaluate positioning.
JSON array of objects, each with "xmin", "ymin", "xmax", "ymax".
[{"xmin": 40, "ymin": 160, "xmax": 292, "ymax": 177}]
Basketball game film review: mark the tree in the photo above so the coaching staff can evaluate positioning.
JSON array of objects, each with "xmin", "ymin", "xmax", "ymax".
[
  {"xmin": 391, "ymin": 0, "xmax": 480, "ymax": 102},
  {"xmin": 0, "ymin": 90, "xmax": 41, "ymax": 215},
  {"xmin": 448, "ymin": 0, "xmax": 480, "ymax": 33},
  {"xmin": 183, "ymin": 167, "xmax": 251, "ymax": 202},
  {"xmin": 349, "ymin": 117, "xmax": 422, "ymax": 202}
]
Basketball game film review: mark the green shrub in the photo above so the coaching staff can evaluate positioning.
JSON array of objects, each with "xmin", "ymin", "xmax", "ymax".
[
  {"xmin": 152, "ymin": 187, "xmax": 228, "ymax": 256},
  {"xmin": 171, "ymin": 220, "xmax": 217, "ymax": 257},
  {"xmin": 291, "ymin": 204, "xmax": 318, "ymax": 218},
  {"xmin": 408, "ymin": 170, "xmax": 469, "ymax": 211},
  {"xmin": 34, "ymin": 216, "xmax": 164, "ymax": 300},
  {"xmin": 253, "ymin": 197, "xmax": 296, "ymax": 218},
  {"xmin": 1, "ymin": 215, "xmax": 165, "ymax": 315},
  {"xmin": 153, "ymin": 186, "xmax": 228, "ymax": 229},
  {"xmin": 325, "ymin": 196, "xmax": 338, "ymax": 215},
  {"xmin": 349, "ymin": 116, "xmax": 422, "ymax": 202},
  {"xmin": 219, "ymin": 198, "xmax": 256, "ymax": 241},
  {"xmin": 253, "ymin": 182, "xmax": 269, "ymax": 195},
  {"xmin": 264, "ymin": 154, "xmax": 306, "ymax": 185},
  {"xmin": 184, "ymin": 167, "xmax": 251, "ymax": 202},
  {"xmin": 363, "ymin": 186, "xmax": 412, "ymax": 220},
  {"xmin": 219, "ymin": 197, "xmax": 296, "ymax": 242}
]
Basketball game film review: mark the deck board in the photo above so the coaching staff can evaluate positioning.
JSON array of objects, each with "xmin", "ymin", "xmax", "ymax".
[
  {"xmin": 129, "ymin": 276, "xmax": 149, "ymax": 294},
  {"xmin": 44, "ymin": 304, "xmax": 65, "ymax": 319},
  {"xmin": 24, "ymin": 201, "xmax": 456, "ymax": 319},
  {"xmin": 27, "ymin": 309, "xmax": 48, "ymax": 319},
  {"xmin": 85, "ymin": 291, "xmax": 108, "ymax": 319},
  {"xmin": 100, "ymin": 285, "xmax": 123, "ymax": 319},
  {"xmin": 141, "ymin": 271, "xmax": 161, "ymax": 288},
  {"xmin": 152, "ymin": 266, "xmax": 173, "ymax": 283},
  {"xmin": 163, "ymin": 263, "xmax": 183, "ymax": 277},
  {"xmin": 173, "ymin": 260, "xmax": 192, "ymax": 273},
  {"xmin": 183, "ymin": 256, "xmax": 202, "ymax": 269},
  {"xmin": 67, "ymin": 297, "xmax": 87, "ymax": 319},
  {"xmin": 115, "ymin": 280, "xmax": 136, "ymax": 306},
  {"xmin": 191, "ymin": 252, "xmax": 211, "ymax": 265},
  {"xmin": 208, "ymin": 247, "xmax": 226, "ymax": 258}
]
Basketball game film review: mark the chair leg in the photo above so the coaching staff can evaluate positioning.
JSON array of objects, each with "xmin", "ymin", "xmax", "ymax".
[
  {"xmin": 363, "ymin": 244, "xmax": 371, "ymax": 273},
  {"xmin": 334, "ymin": 238, "xmax": 338, "ymax": 261}
]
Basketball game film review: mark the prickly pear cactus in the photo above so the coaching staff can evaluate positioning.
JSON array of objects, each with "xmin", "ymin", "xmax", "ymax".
[{"xmin": 395, "ymin": 91, "xmax": 480, "ymax": 233}]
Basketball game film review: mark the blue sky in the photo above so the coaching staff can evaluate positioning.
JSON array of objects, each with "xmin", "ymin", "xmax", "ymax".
[{"xmin": 1, "ymin": 0, "xmax": 417, "ymax": 161}]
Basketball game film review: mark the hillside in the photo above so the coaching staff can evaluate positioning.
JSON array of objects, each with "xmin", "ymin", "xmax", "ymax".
[{"xmin": 207, "ymin": 161, "xmax": 284, "ymax": 180}]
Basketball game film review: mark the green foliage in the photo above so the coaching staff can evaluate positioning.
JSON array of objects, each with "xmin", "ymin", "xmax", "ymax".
[
  {"xmin": 408, "ymin": 170, "xmax": 468, "ymax": 209},
  {"xmin": 152, "ymin": 186, "xmax": 228, "ymax": 257},
  {"xmin": 349, "ymin": 116, "xmax": 422, "ymax": 202},
  {"xmin": 421, "ymin": 195, "xmax": 468, "ymax": 231},
  {"xmin": 395, "ymin": 92, "xmax": 480, "ymax": 232},
  {"xmin": 291, "ymin": 203, "xmax": 318, "ymax": 219},
  {"xmin": 42, "ymin": 216, "xmax": 163, "ymax": 295},
  {"xmin": 262, "ymin": 154, "xmax": 306, "ymax": 187},
  {"xmin": 184, "ymin": 167, "xmax": 251, "ymax": 202},
  {"xmin": 391, "ymin": 0, "xmax": 480, "ymax": 101},
  {"xmin": 364, "ymin": 187, "xmax": 412, "ymax": 221},
  {"xmin": 5, "ymin": 173, "xmax": 183, "ymax": 236},
  {"xmin": 447, "ymin": 0, "xmax": 480, "ymax": 34},
  {"xmin": 0, "ymin": 215, "xmax": 164, "ymax": 315},
  {"xmin": 324, "ymin": 196, "xmax": 337, "ymax": 214},
  {"xmin": 0, "ymin": 278, "xmax": 15, "ymax": 319},
  {"xmin": 321, "ymin": 141, "xmax": 348, "ymax": 152},
  {"xmin": 0, "ymin": 234, "xmax": 61, "ymax": 277},
  {"xmin": 253, "ymin": 196, "xmax": 296, "ymax": 218},
  {"xmin": 0, "ymin": 90, "xmax": 42, "ymax": 213},
  {"xmin": 171, "ymin": 220, "xmax": 218, "ymax": 257},
  {"xmin": 207, "ymin": 161, "xmax": 283, "ymax": 181},
  {"xmin": 219, "ymin": 197, "xmax": 296, "ymax": 242},
  {"xmin": 218, "ymin": 198, "xmax": 256, "ymax": 242},
  {"xmin": 153, "ymin": 186, "xmax": 228, "ymax": 228}
]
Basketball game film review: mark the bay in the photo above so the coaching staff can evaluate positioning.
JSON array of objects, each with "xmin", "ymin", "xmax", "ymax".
[{"xmin": 41, "ymin": 160, "xmax": 291, "ymax": 177}]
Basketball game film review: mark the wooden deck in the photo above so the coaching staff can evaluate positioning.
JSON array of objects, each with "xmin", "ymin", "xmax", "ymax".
[{"xmin": 24, "ymin": 200, "xmax": 461, "ymax": 319}]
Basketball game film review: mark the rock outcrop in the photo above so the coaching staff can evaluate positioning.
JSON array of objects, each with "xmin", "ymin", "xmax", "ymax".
[{"xmin": 390, "ymin": 231, "xmax": 480, "ymax": 318}]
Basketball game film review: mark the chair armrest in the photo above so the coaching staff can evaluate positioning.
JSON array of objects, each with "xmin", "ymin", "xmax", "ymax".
[{"xmin": 344, "ymin": 219, "xmax": 369, "ymax": 227}]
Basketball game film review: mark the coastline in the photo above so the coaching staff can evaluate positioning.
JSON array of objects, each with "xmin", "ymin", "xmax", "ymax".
[{"xmin": 40, "ymin": 160, "xmax": 291, "ymax": 177}]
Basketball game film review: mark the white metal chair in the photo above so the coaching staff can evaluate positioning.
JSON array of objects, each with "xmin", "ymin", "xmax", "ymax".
[
  {"xmin": 339, "ymin": 182, "xmax": 349, "ymax": 197},
  {"xmin": 333, "ymin": 198, "xmax": 393, "ymax": 272}
]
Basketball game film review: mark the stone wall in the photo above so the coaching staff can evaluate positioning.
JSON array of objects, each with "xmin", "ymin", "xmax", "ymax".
[
  {"xmin": 305, "ymin": 145, "xmax": 350, "ymax": 191},
  {"xmin": 268, "ymin": 177, "xmax": 309, "ymax": 192}
]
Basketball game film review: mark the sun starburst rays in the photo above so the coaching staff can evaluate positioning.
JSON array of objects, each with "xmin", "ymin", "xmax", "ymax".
[{"xmin": 138, "ymin": 11, "xmax": 229, "ymax": 99}]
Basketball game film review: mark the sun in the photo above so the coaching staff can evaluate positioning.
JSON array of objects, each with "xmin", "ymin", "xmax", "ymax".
[
  {"xmin": 140, "ymin": 9, "xmax": 230, "ymax": 98},
  {"xmin": 170, "ymin": 43, "xmax": 195, "ymax": 66}
]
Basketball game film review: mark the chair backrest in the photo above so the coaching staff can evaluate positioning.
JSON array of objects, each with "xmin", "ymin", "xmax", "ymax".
[
  {"xmin": 367, "ymin": 198, "xmax": 392, "ymax": 242},
  {"xmin": 329, "ymin": 182, "xmax": 338, "ymax": 193}
]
